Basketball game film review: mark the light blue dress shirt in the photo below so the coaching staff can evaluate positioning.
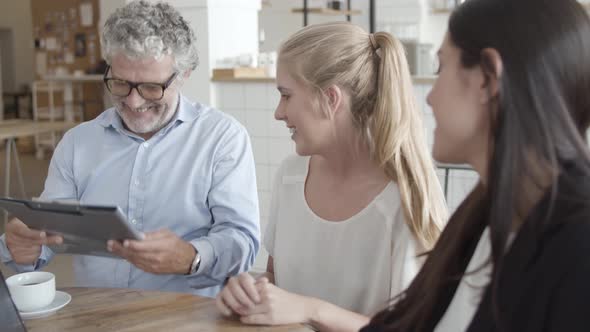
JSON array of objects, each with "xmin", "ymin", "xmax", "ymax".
[{"xmin": 0, "ymin": 95, "xmax": 260, "ymax": 297}]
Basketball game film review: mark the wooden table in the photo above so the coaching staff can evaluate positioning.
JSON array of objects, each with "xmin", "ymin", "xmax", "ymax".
[{"xmin": 25, "ymin": 287, "xmax": 312, "ymax": 332}]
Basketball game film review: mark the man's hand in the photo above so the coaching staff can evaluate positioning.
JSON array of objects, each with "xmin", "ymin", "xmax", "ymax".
[
  {"xmin": 5, "ymin": 218, "xmax": 63, "ymax": 265},
  {"xmin": 107, "ymin": 229, "xmax": 196, "ymax": 275}
]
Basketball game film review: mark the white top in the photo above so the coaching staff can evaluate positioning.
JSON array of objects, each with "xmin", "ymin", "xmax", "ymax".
[
  {"xmin": 264, "ymin": 155, "xmax": 424, "ymax": 315},
  {"xmin": 435, "ymin": 228, "xmax": 493, "ymax": 332}
]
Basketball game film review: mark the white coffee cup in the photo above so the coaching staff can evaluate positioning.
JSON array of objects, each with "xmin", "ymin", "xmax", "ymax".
[{"xmin": 6, "ymin": 271, "xmax": 56, "ymax": 312}]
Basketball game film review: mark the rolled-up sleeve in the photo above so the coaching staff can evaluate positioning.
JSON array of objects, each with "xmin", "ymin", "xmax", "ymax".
[{"xmin": 186, "ymin": 123, "xmax": 260, "ymax": 287}]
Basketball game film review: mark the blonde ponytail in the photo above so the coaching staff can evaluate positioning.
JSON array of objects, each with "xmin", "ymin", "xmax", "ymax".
[{"xmin": 371, "ymin": 33, "xmax": 447, "ymax": 249}]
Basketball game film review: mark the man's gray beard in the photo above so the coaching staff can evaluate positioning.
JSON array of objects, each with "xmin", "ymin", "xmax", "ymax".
[
  {"xmin": 116, "ymin": 104, "xmax": 166, "ymax": 134},
  {"xmin": 114, "ymin": 95, "xmax": 179, "ymax": 135}
]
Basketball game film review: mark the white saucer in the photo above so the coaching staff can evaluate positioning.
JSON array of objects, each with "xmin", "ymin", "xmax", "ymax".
[{"xmin": 19, "ymin": 291, "xmax": 72, "ymax": 320}]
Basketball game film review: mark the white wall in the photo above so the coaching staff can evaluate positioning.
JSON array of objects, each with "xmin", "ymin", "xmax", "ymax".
[
  {"xmin": 375, "ymin": 0, "xmax": 422, "ymax": 40},
  {"xmin": 259, "ymin": 0, "xmax": 449, "ymax": 53},
  {"xmin": 259, "ymin": 0, "xmax": 370, "ymax": 52},
  {"xmin": 206, "ymin": 0, "xmax": 260, "ymax": 103},
  {"xmin": 0, "ymin": 0, "xmax": 34, "ymax": 91},
  {"xmin": 420, "ymin": 8, "xmax": 449, "ymax": 50},
  {"xmin": 208, "ymin": 1, "xmax": 260, "ymax": 61},
  {"xmin": 177, "ymin": 5, "xmax": 212, "ymax": 105}
]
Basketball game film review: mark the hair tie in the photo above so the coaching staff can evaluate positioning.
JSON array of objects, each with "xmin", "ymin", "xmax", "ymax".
[{"xmin": 369, "ymin": 33, "xmax": 379, "ymax": 50}]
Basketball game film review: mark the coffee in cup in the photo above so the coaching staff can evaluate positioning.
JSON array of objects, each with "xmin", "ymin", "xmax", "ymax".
[{"xmin": 5, "ymin": 271, "xmax": 56, "ymax": 312}]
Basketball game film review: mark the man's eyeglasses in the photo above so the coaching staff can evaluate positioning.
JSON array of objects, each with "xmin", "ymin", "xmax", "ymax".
[{"xmin": 103, "ymin": 65, "xmax": 179, "ymax": 101}]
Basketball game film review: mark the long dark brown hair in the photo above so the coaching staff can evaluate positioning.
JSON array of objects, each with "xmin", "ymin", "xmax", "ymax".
[{"xmin": 368, "ymin": 0, "xmax": 590, "ymax": 330}]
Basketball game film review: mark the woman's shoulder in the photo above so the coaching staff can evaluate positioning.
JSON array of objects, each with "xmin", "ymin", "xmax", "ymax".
[
  {"xmin": 535, "ymin": 163, "xmax": 590, "ymax": 263},
  {"xmin": 545, "ymin": 214, "xmax": 590, "ymax": 255},
  {"xmin": 531, "ymin": 192, "xmax": 590, "ymax": 282},
  {"xmin": 547, "ymin": 162, "xmax": 590, "ymax": 232}
]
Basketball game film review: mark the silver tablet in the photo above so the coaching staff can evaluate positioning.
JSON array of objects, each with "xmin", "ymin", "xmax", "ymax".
[{"xmin": 0, "ymin": 198, "xmax": 143, "ymax": 257}]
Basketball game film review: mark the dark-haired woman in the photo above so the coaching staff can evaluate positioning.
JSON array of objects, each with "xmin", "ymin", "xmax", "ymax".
[{"xmin": 362, "ymin": 0, "xmax": 590, "ymax": 331}]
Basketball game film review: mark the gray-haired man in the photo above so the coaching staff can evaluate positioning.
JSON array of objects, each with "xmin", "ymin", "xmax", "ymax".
[{"xmin": 0, "ymin": 0, "xmax": 260, "ymax": 297}]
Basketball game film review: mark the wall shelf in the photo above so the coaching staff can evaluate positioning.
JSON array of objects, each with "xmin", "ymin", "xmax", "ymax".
[
  {"xmin": 291, "ymin": 8, "xmax": 362, "ymax": 15},
  {"xmin": 294, "ymin": 0, "xmax": 375, "ymax": 33},
  {"xmin": 431, "ymin": 8, "xmax": 453, "ymax": 14},
  {"xmin": 434, "ymin": 2, "xmax": 590, "ymax": 13},
  {"xmin": 431, "ymin": 0, "xmax": 462, "ymax": 14}
]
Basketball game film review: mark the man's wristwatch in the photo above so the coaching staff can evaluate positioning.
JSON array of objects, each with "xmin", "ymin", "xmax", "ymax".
[{"xmin": 187, "ymin": 247, "xmax": 201, "ymax": 275}]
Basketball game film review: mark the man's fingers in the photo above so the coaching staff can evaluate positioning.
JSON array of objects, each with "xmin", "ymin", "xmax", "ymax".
[
  {"xmin": 122, "ymin": 238, "xmax": 166, "ymax": 252},
  {"xmin": 107, "ymin": 240, "xmax": 127, "ymax": 257},
  {"xmin": 6, "ymin": 219, "xmax": 64, "ymax": 246},
  {"xmin": 142, "ymin": 230, "xmax": 172, "ymax": 241},
  {"xmin": 43, "ymin": 234, "xmax": 63, "ymax": 245},
  {"xmin": 107, "ymin": 240, "xmax": 160, "ymax": 271},
  {"xmin": 9, "ymin": 224, "xmax": 47, "ymax": 242},
  {"xmin": 107, "ymin": 230, "xmax": 166, "ymax": 254}
]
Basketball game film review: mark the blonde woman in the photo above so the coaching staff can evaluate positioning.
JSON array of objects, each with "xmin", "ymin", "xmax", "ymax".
[{"xmin": 216, "ymin": 22, "xmax": 447, "ymax": 332}]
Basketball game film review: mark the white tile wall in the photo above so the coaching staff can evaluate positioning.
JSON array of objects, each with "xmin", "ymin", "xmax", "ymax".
[
  {"xmin": 244, "ymin": 83, "xmax": 270, "ymax": 109},
  {"xmin": 446, "ymin": 170, "xmax": 479, "ymax": 210},
  {"xmin": 213, "ymin": 80, "xmax": 478, "ymax": 272},
  {"xmin": 251, "ymin": 137, "xmax": 270, "ymax": 165}
]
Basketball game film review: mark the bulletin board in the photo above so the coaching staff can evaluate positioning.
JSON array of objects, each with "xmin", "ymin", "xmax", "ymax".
[
  {"xmin": 30, "ymin": 0, "xmax": 104, "ymax": 120},
  {"xmin": 31, "ymin": 0, "xmax": 101, "ymax": 76}
]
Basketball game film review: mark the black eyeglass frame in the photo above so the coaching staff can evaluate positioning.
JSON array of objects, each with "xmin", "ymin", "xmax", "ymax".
[{"xmin": 103, "ymin": 65, "xmax": 179, "ymax": 101}]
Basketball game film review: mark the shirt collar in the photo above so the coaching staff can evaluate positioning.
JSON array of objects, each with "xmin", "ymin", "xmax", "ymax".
[{"xmin": 98, "ymin": 94, "xmax": 200, "ymax": 133}]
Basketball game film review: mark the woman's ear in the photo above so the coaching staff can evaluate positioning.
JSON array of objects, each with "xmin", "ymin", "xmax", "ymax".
[
  {"xmin": 479, "ymin": 48, "xmax": 503, "ymax": 104},
  {"xmin": 324, "ymin": 85, "xmax": 344, "ymax": 116}
]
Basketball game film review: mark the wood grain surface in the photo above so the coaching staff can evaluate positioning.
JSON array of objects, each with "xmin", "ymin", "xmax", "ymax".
[{"xmin": 25, "ymin": 287, "xmax": 313, "ymax": 332}]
